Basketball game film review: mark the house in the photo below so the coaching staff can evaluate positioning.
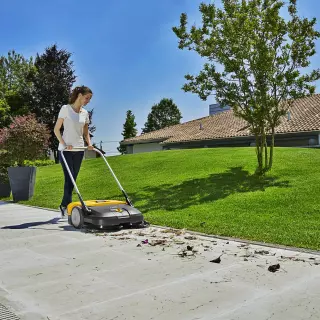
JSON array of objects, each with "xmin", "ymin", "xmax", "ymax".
[{"xmin": 121, "ymin": 94, "xmax": 320, "ymax": 154}]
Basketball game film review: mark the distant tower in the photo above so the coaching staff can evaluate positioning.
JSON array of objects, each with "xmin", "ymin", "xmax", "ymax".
[{"xmin": 209, "ymin": 103, "xmax": 230, "ymax": 115}]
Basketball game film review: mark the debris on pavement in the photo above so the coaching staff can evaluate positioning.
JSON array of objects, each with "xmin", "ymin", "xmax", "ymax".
[
  {"xmin": 254, "ymin": 249, "xmax": 271, "ymax": 255},
  {"xmin": 149, "ymin": 239, "xmax": 167, "ymax": 246},
  {"xmin": 268, "ymin": 263, "xmax": 280, "ymax": 273},
  {"xmin": 210, "ymin": 254, "xmax": 223, "ymax": 264},
  {"xmin": 160, "ymin": 228, "xmax": 185, "ymax": 236},
  {"xmin": 173, "ymin": 240, "xmax": 185, "ymax": 245},
  {"xmin": 177, "ymin": 249, "xmax": 196, "ymax": 259},
  {"xmin": 184, "ymin": 235, "xmax": 197, "ymax": 240},
  {"xmin": 88, "ymin": 225, "xmax": 320, "ymax": 272}
]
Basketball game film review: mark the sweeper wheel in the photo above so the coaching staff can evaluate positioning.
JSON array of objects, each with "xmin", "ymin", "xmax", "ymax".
[{"xmin": 71, "ymin": 206, "xmax": 84, "ymax": 229}]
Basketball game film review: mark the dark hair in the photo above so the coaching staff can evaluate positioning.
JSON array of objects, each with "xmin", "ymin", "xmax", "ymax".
[{"xmin": 69, "ymin": 85, "xmax": 93, "ymax": 104}]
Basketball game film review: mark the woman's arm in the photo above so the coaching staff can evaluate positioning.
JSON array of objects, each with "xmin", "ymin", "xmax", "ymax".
[
  {"xmin": 54, "ymin": 118, "xmax": 72, "ymax": 150},
  {"xmin": 83, "ymin": 123, "xmax": 93, "ymax": 149},
  {"xmin": 54, "ymin": 118, "xmax": 66, "ymax": 146}
]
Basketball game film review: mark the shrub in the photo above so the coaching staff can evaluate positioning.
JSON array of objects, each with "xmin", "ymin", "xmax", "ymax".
[
  {"xmin": 0, "ymin": 150, "xmax": 10, "ymax": 183},
  {"xmin": 0, "ymin": 114, "xmax": 50, "ymax": 167},
  {"xmin": 24, "ymin": 159, "xmax": 55, "ymax": 167}
]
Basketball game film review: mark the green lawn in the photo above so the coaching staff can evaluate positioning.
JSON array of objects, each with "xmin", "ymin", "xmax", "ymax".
[{"xmin": 3, "ymin": 147, "xmax": 320, "ymax": 250}]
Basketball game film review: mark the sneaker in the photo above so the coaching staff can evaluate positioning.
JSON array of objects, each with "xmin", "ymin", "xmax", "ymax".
[{"xmin": 59, "ymin": 205, "xmax": 67, "ymax": 218}]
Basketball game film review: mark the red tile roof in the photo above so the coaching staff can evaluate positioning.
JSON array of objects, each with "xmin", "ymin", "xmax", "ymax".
[{"xmin": 122, "ymin": 94, "xmax": 320, "ymax": 145}]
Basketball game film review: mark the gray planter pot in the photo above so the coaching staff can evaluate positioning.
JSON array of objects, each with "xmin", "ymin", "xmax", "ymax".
[
  {"xmin": 0, "ymin": 182, "xmax": 11, "ymax": 198},
  {"xmin": 7, "ymin": 166, "xmax": 37, "ymax": 201}
]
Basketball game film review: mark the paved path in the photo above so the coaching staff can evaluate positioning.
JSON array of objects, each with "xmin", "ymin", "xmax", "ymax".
[{"xmin": 0, "ymin": 201, "xmax": 319, "ymax": 320}]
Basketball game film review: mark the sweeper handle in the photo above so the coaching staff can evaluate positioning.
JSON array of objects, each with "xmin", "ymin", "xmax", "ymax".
[
  {"xmin": 70, "ymin": 147, "xmax": 134, "ymax": 207},
  {"xmin": 59, "ymin": 147, "xmax": 89, "ymax": 212}
]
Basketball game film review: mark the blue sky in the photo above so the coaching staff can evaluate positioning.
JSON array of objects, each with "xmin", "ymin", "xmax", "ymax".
[{"xmin": 1, "ymin": 0, "xmax": 320, "ymax": 155}]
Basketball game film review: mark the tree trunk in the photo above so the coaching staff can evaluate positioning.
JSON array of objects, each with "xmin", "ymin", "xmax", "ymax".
[
  {"xmin": 255, "ymin": 126, "xmax": 271, "ymax": 175},
  {"xmin": 268, "ymin": 128, "xmax": 275, "ymax": 170},
  {"xmin": 255, "ymin": 133, "xmax": 263, "ymax": 174},
  {"xmin": 264, "ymin": 133, "xmax": 268, "ymax": 169},
  {"xmin": 53, "ymin": 149, "xmax": 59, "ymax": 164}
]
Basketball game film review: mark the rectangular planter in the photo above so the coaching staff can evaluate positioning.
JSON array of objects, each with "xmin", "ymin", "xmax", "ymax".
[
  {"xmin": 0, "ymin": 182, "xmax": 11, "ymax": 198},
  {"xmin": 7, "ymin": 166, "xmax": 37, "ymax": 202}
]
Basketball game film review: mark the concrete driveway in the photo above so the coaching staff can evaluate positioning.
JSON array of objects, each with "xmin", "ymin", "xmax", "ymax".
[{"xmin": 0, "ymin": 201, "xmax": 319, "ymax": 320}]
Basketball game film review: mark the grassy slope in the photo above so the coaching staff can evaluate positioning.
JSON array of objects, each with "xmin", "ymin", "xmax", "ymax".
[{"xmin": 8, "ymin": 147, "xmax": 320, "ymax": 250}]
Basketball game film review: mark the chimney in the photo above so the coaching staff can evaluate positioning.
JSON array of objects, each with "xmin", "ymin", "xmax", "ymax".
[
  {"xmin": 199, "ymin": 123, "xmax": 203, "ymax": 130},
  {"xmin": 287, "ymin": 111, "xmax": 291, "ymax": 121}
]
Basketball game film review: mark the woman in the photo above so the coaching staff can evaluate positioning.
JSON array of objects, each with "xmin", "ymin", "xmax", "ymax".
[{"xmin": 54, "ymin": 85, "xmax": 94, "ymax": 217}]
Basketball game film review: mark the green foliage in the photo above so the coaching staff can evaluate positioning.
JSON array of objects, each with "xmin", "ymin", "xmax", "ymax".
[
  {"xmin": 172, "ymin": 0, "xmax": 320, "ymax": 174},
  {"xmin": 24, "ymin": 159, "xmax": 55, "ymax": 167},
  {"xmin": 0, "ymin": 99, "xmax": 10, "ymax": 128},
  {"xmin": 142, "ymin": 98, "xmax": 182, "ymax": 133},
  {"xmin": 0, "ymin": 114, "xmax": 50, "ymax": 167},
  {"xmin": 118, "ymin": 110, "xmax": 138, "ymax": 155},
  {"xmin": 0, "ymin": 50, "xmax": 35, "ymax": 119}
]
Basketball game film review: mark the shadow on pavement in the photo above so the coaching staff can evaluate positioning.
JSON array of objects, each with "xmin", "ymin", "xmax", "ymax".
[{"xmin": 1, "ymin": 217, "xmax": 61, "ymax": 229}]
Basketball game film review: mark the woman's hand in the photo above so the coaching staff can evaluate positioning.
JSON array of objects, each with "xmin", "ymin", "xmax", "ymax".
[
  {"xmin": 66, "ymin": 145, "xmax": 73, "ymax": 150},
  {"xmin": 88, "ymin": 145, "xmax": 94, "ymax": 150}
]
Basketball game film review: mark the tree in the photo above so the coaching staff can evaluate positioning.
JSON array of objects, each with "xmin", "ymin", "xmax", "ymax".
[
  {"xmin": 118, "ymin": 110, "xmax": 138, "ymax": 154},
  {"xmin": 173, "ymin": 0, "xmax": 320, "ymax": 174},
  {"xmin": 28, "ymin": 44, "xmax": 76, "ymax": 163},
  {"xmin": 0, "ymin": 50, "xmax": 36, "ymax": 122},
  {"xmin": 87, "ymin": 108, "xmax": 96, "ymax": 142},
  {"xmin": 142, "ymin": 98, "xmax": 182, "ymax": 133}
]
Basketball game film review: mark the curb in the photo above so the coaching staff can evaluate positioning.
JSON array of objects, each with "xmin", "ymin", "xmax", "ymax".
[
  {"xmin": 2, "ymin": 201, "xmax": 320, "ymax": 256},
  {"xmin": 151, "ymin": 224, "xmax": 320, "ymax": 256}
]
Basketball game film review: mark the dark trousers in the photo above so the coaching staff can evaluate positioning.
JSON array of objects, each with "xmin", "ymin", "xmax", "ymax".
[{"xmin": 59, "ymin": 151, "xmax": 84, "ymax": 207}]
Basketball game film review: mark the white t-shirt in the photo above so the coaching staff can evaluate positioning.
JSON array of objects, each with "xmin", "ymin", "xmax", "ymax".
[{"xmin": 57, "ymin": 104, "xmax": 90, "ymax": 151}]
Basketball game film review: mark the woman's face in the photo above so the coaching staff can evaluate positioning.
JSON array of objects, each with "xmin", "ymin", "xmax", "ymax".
[{"xmin": 80, "ymin": 93, "xmax": 92, "ymax": 106}]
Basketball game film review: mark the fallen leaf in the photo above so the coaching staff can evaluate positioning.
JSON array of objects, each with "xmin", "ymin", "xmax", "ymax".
[
  {"xmin": 110, "ymin": 233, "xmax": 128, "ymax": 237},
  {"xmin": 149, "ymin": 239, "xmax": 167, "ymax": 246},
  {"xmin": 238, "ymin": 244, "xmax": 249, "ymax": 248},
  {"xmin": 161, "ymin": 229, "xmax": 174, "ymax": 234},
  {"xmin": 173, "ymin": 240, "xmax": 185, "ymax": 245},
  {"xmin": 254, "ymin": 250, "xmax": 270, "ymax": 255},
  {"xmin": 268, "ymin": 263, "xmax": 280, "ymax": 273},
  {"xmin": 210, "ymin": 255, "xmax": 222, "ymax": 264},
  {"xmin": 184, "ymin": 236, "xmax": 197, "ymax": 240},
  {"xmin": 175, "ymin": 229, "xmax": 186, "ymax": 236}
]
